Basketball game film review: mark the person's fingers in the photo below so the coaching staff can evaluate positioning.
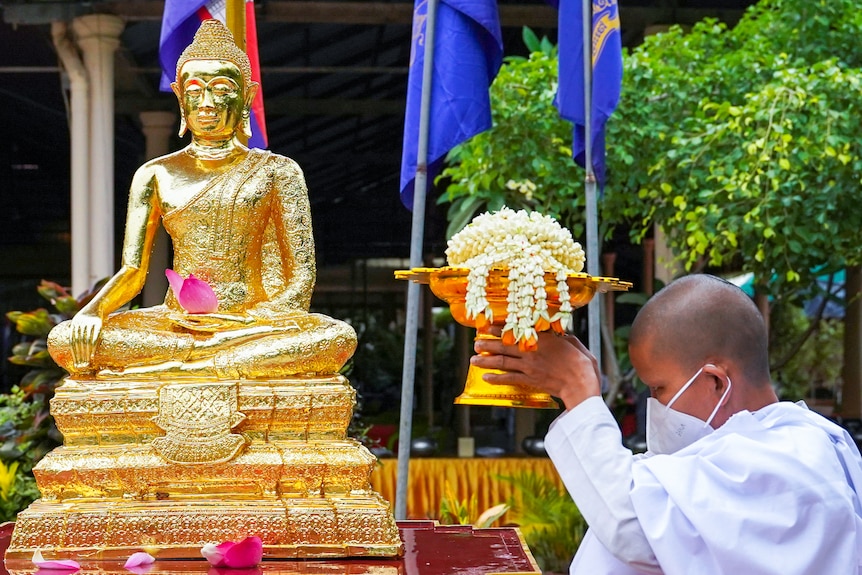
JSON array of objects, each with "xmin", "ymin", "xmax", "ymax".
[
  {"xmin": 471, "ymin": 352, "xmax": 519, "ymax": 373},
  {"xmin": 474, "ymin": 337, "xmax": 521, "ymax": 357},
  {"xmin": 482, "ymin": 369, "xmax": 530, "ymax": 386}
]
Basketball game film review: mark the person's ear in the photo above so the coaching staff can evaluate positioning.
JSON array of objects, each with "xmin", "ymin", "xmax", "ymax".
[{"xmin": 703, "ymin": 363, "xmax": 728, "ymax": 394}]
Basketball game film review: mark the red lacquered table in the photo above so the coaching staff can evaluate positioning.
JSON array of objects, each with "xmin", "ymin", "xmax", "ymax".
[{"xmin": 0, "ymin": 521, "xmax": 541, "ymax": 575}]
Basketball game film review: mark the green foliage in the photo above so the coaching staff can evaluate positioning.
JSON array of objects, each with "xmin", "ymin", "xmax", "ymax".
[
  {"xmin": 603, "ymin": 0, "xmax": 862, "ymax": 298},
  {"xmin": 438, "ymin": 481, "xmax": 509, "ymax": 528},
  {"xmin": 1, "ymin": 280, "xmax": 95, "ymax": 518},
  {"xmin": 498, "ymin": 471, "xmax": 586, "ymax": 573},
  {"xmin": 0, "ymin": 458, "xmax": 40, "ymax": 523},
  {"xmin": 769, "ymin": 302, "xmax": 844, "ymax": 401},
  {"xmin": 438, "ymin": 30, "xmax": 584, "ymax": 239},
  {"xmin": 441, "ymin": 1, "xmax": 862, "ymax": 302}
]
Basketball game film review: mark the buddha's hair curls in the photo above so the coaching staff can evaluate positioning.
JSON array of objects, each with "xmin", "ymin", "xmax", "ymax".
[{"xmin": 176, "ymin": 19, "xmax": 252, "ymax": 88}]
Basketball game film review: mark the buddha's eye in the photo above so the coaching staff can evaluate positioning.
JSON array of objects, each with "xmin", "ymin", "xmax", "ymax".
[
  {"xmin": 185, "ymin": 84, "xmax": 203, "ymax": 98},
  {"xmin": 209, "ymin": 79, "xmax": 238, "ymax": 97},
  {"xmin": 212, "ymin": 85, "xmax": 236, "ymax": 96}
]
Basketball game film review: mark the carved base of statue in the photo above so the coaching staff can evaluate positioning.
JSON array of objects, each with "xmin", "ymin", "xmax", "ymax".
[{"xmin": 6, "ymin": 376, "xmax": 403, "ymax": 559}]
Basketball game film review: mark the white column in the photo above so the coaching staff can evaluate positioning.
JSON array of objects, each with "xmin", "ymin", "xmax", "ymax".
[
  {"xmin": 51, "ymin": 21, "xmax": 90, "ymax": 297},
  {"xmin": 139, "ymin": 111, "xmax": 176, "ymax": 307},
  {"xmin": 72, "ymin": 14, "xmax": 124, "ymax": 287}
]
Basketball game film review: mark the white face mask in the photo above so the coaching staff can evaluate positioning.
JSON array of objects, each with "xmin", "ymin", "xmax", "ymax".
[{"xmin": 646, "ymin": 364, "xmax": 732, "ymax": 455}]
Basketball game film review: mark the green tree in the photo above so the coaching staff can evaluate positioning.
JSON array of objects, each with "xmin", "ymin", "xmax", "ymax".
[
  {"xmin": 604, "ymin": 0, "xmax": 862, "ymax": 298},
  {"xmin": 442, "ymin": 0, "xmax": 862, "ymax": 301}
]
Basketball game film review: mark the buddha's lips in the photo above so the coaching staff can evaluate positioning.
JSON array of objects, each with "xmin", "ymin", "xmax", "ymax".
[{"xmin": 197, "ymin": 112, "xmax": 218, "ymax": 123}]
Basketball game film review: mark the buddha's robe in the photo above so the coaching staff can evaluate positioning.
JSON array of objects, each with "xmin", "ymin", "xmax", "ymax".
[
  {"xmin": 49, "ymin": 149, "xmax": 356, "ymax": 378},
  {"xmin": 545, "ymin": 397, "xmax": 862, "ymax": 575}
]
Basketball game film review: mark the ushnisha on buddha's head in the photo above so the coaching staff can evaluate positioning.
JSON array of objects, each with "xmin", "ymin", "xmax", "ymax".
[{"xmin": 170, "ymin": 19, "xmax": 259, "ymax": 140}]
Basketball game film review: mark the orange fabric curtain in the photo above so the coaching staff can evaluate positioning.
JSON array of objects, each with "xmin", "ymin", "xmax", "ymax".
[{"xmin": 370, "ymin": 458, "xmax": 564, "ymax": 520}]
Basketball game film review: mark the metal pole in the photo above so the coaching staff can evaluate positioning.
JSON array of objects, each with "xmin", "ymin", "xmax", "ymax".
[
  {"xmin": 395, "ymin": 0, "xmax": 438, "ymax": 521},
  {"xmin": 226, "ymin": 0, "xmax": 247, "ymax": 51},
  {"xmin": 582, "ymin": 0, "xmax": 601, "ymax": 370}
]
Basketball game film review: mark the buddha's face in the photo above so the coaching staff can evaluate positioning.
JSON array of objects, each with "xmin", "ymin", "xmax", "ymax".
[{"xmin": 176, "ymin": 59, "xmax": 245, "ymax": 140}]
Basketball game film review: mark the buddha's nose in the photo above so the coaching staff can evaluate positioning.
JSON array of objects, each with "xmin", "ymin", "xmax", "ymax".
[{"xmin": 201, "ymin": 88, "xmax": 215, "ymax": 108}]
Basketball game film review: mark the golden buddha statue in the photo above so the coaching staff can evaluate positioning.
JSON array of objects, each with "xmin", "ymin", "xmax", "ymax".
[
  {"xmin": 48, "ymin": 19, "xmax": 355, "ymax": 380},
  {"xmin": 6, "ymin": 20, "xmax": 401, "ymax": 562}
]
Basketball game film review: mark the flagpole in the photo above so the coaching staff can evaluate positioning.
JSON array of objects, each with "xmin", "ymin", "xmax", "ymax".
[
  {"xmin": 396, "ymin": 0, "xmax": 438, "ymax": 521},
  {"xmin": 226, "ymin": 0, "xmax": 246, "ymax": 51},
  {"xmin": 582, "ymin": 0, "xmax": 602, "ymax": 370},
  {"xmin": 226, "ymin": 0, "xmax": 250, "ymax": 146}
]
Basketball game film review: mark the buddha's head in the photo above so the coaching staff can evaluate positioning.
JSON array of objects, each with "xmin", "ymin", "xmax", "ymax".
[{"xmin": 171, "ymin": 19, "xmax": 259, "ymax": 141}]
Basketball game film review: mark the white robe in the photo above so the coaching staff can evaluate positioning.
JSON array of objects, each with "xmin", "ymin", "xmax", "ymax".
[{"xmin": 545, "ymin": 397, "xmax": 862, "ymax": 575}]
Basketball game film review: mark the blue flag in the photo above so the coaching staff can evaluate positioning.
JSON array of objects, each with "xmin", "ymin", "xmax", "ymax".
[
  {"xmin": 556, "ymin": 0, "xmax": 622, "ymax": 185},
  {"xmin": 400, "ymin": 0, "xmax": 504, "ymax": 210}
]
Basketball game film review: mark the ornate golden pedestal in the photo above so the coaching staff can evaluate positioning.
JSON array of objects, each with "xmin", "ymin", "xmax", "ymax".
[{"xmin": 7, "ymin": 376, "xmax": 402, "ymax": 559}]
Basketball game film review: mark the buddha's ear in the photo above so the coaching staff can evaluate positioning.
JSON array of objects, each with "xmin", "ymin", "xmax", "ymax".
[
  {"xmin": 171, "ymin": 82, "xmax": 187, "ymax": 137},
  {"xmin": 244, "ymin": 82, "xmax": 259, "ymax": 109},
  {"xmin": 241, "ymin": 82, "xmax": 260, "ymax": 140}
]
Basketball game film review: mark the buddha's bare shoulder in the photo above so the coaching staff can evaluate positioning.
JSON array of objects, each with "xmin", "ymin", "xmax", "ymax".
[{"xmin": 132, "ymin": 149, "xmax": 190, "ymax": 182}]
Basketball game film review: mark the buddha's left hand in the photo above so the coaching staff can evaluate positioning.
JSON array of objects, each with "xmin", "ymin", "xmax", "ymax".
[{"xmin": 70, "ymin": 312, "xmax": 103, "ymax": 370}]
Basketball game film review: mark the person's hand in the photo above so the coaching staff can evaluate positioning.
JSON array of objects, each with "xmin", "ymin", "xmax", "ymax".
[
  {"xmin": 471, "ymin": 329, "xmax": 601, "ymax": 410},
  {"xmin": 70, "ymin": 312, "xmax": 103, "ymax": 371}
]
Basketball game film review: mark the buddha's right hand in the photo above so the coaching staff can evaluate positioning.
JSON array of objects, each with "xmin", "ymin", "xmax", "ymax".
[{"xmin": 70, "ymin": 313, "xmax": 103, "ymax": 370}]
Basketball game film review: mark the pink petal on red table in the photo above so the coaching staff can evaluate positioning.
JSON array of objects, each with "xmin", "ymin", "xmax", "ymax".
[
  {"xmin": 178, "ymin": 274, "xmax": 219, "ymax": 314},
  {"xmin": 208, "ymin": 567, "xmax": 262, "ymax": 575},
  {"xmin": 123, "ymin": 552, "xmax": 155, "ymax": 569},
  {"xmin": 221, "ymin": 537, "xmax": 263, "ymax": 568},
  {"xmin": 201, "ymin": 543, "xmax": 226, "ymax": 567},
  {"xmin": 32, "ymin": 550, "xmax": 80, "ymax": 571},
  {"xmin": 165, "ymin": 269, "xmax": 185, "ymax": 300}
]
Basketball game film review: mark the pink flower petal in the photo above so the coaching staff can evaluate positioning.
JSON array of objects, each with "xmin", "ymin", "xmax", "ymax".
[
  {"xmin": 165, "ymin": 269, "xmax": 185, "ymax": 300},
  {"xmin": 123, "ymin": 552, "xmax": 155, "ymax": 569},
  {"xmin": 201, "ymin": 543, "xmax": 226, "ymax": 567},
  {"xmin": 32, "ymin": 550, "xmax": 81, "ymax": 571},
  {"xmin": 208, "ymin": 567, "xmax": 261, "ymax": 575},
  {"xmin": 221, "ymin": 537, "xmax": 263, "ymax": 569},
  {"xmin": 179, "ymin": 274, "xmax": 219, "ymax": 314}
]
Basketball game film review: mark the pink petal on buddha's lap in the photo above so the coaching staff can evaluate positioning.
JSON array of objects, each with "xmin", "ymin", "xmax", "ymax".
[
  {"xmin": 221, "ymin": 537, "xmax": 263, "ymax": 568},
  {"xmin": 32, "ymin": 550, "xmax": 81, "ymax": 571},
  {"xmin": 179, "ymin": 274, "xmax": 219, "ymax": 314},
  {"xmin": 123, "ymin": 552, "xmax": 155, "ymax": 569},
  {"xmin": 165, "ymin": 269, "xmax": 185, "ymax": 300}
]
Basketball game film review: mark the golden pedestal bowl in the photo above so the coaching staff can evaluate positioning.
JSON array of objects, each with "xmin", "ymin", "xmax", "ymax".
[{"xmin": 396, "ymin": 267, "xmax": 632, "ymax": 409}]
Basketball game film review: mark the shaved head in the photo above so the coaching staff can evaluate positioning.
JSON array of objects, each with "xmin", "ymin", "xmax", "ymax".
[{"xmin": 630, "ymin": 274, "xmax": 771, "ymax": 386}]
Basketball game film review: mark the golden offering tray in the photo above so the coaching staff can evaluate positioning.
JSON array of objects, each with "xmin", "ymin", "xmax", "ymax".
[{"xmin": 396, "ymin": 267, "xmax": 632, "ymax": 409}]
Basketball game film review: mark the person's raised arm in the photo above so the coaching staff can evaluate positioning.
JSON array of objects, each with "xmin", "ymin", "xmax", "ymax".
[
  {"xmin": 69, "ymin": 164, "xmax": 161, "ymax": 368},
  {"xmin": 472, "ymin": 331, "xmax": 660, "ymax": 571}
]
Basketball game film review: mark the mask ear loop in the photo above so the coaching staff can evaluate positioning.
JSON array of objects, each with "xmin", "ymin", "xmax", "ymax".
[
  {"xmin": 665, "ymin": 366, "xmax": 706, "ymax": 411},
  {"xmin": 703, "ymin": 372, "xmax": 732, "ymax": 428}
]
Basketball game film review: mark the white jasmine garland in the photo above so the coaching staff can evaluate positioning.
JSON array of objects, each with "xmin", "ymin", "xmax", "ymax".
[{"xmin": 446, "ymin": 207, "xmax": 585, "ymax": 347}]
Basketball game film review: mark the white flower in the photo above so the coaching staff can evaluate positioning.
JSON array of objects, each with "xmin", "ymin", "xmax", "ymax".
[{"xmin": 446, "ymin": 207, "xmax": 586, "ymax": 347}]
